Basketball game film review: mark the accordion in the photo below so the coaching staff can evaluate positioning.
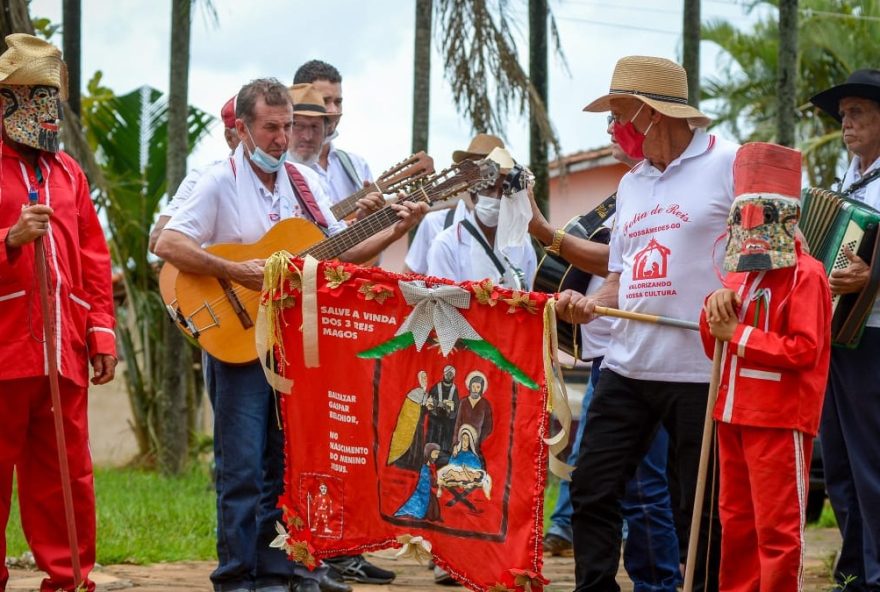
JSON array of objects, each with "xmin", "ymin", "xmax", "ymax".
[{"xmin": 800, "ymin": 187, "xmax": 880, "ymax": 347}]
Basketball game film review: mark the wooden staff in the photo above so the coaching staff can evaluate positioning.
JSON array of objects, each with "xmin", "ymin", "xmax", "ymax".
[
  {"xmin": 683, "ymin": 338, "xmax": 722, "ymax": 592},
  {"xmin": 29, "ymin": 189, "xmax": 83, "ymax": 589},
  {"xmin": 593, "ymin": 305, "xmax": 700, "ymax": 332}
]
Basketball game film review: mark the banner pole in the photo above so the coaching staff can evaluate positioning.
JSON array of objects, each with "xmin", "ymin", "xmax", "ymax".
[{"xmin": 593, "ymin": 305, "xmax": 699, "ymax": 331}]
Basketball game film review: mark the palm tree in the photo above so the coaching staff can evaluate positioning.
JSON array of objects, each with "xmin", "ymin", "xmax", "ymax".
[
  {"xmin": 62, "ymin": 0, "xmax": 81, "ymax": 117},
  {"xmin": 160, "ymin": 0, "xmax": 194, "ymax": 476},
  {"xmin": 83, "ymin": 80, "xmax": 213, "ymax": 463},
  {"xmin": 777, "ymin": 0, "xmax": 798, "ymax": 147},
  {"xmin": 412, "ymin": 0, "xmax": 432, "ymax": 155},
  {"xmin": 682, "ymin": 0, "xmax": 701, "ymax": 108},
  {"xmin": 702, "ymin": 0, "xmax": 880, "ymax": 187},
  {"xmin": 0, "ymin": 0, "xmax": 33, "ymax": 42},
  {"xmin": 529, "ymin": 0, "xmax": 549, "ymax": 217},
  {"xmin": 410, "ymin": 1, "xmax": 565, "ymax": 218}
]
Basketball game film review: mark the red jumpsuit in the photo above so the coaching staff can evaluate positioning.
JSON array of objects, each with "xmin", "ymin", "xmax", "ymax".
[
  {"xmin": 0, "ymin": 143, "xmax": 116, "ymax": 592},
  {"xmin": 700, "ymin": 244, "xmax": 830, "ymax": 592}
]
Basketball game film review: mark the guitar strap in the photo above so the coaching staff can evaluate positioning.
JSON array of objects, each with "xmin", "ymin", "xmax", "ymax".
[
  {"xmin": 334, "ymin": 148, "xmax": 363, "ymax": 190},
  {"xmin": 228, "ymin": 157, "xmax": 329, "ymax": 229},
  {"xmin": 461, "ymin": 219, "xmax": 507, "ymax": 278},
  {"xmin": 284, "ymin": 163, "xmax": 330, "ymax": 229},
  {"xmin": 840, "ymin": 167, "xmax": 880, "ymax": 197},
  {"xmin": 580, "ymin": 193, "xmax": 618, "ymax": 233},
  {"xmin": 444, "ymin": 207, "xmax": 456, "ymax": 229}
]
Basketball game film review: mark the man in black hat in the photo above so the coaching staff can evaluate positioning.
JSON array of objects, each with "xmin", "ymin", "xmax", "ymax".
[{"xmin": 810, "ymin": 69, "xmax": 880, "ymax": 592}]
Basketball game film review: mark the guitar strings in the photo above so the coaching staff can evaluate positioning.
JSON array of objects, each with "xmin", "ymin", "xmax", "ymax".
[{"xmin": 174, "ymin": 165, "xmax": 489, "ymax": 332}]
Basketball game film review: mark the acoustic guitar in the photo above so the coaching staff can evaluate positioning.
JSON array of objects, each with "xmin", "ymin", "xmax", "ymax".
[
  {"xmin": 330, "ymin": 152, "xmax": 434, "ymax": 220},
  {"xmin": 157, "ymin": 152, "xmax": 431, "ymax": 310},
  {"xmin": 163, "ymin": 159, "xmax": 498, "ymax": 364},
  {"xmin": 532, "ymin": 194, "xmax": 617, "ymax": 358}
]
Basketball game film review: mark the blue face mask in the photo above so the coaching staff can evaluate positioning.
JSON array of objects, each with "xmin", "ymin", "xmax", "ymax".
[{"xmin": 246, "ymin": 126, "xmax": 287, "ymax": 173}]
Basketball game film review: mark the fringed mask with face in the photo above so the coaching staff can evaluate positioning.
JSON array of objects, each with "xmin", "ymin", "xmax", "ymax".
[
  {"xmin": 724, "ymin": 194, "xmax": 800, "ymax": 272},
  {"xmin": 0, "ymin": 84, "xmax": 63, "ymax": 152}
]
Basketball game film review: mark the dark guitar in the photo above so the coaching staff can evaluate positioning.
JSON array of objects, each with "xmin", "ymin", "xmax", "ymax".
[{"xmin": 532, "ymin": 194, "xmax": 617, "ymax": 358}]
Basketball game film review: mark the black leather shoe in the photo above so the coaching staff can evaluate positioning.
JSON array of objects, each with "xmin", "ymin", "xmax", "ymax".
[
  {"xmin": 319, "ymin": 574, "xmax": 352, "ymax": 592},
  {"xmin": 293, "ymin": 579, "xmax": 321, "ymax": 592}
]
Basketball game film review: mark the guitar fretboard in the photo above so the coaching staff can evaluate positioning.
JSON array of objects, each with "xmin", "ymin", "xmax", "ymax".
[
  {"xmin": 329, "ymin": 183, "xmax": 383, "ymax": 220},
  {"xmin": 299, "ymin": 170, "xmax": 476, "ymax": 260}
]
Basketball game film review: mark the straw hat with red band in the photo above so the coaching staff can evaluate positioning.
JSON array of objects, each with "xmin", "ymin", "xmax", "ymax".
[
  {"xmin": 583, "ymin": 55, "xmax": 710, "ymax": 129},
  {"xmin": 288, "ymin": 83, "xmax": 328, "ymax": 118},
  {"xmin": 0, "ymin": 34, "xmax": 68, "ymax": 100}
]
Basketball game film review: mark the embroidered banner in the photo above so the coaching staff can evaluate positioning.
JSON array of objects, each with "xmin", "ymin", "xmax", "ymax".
[{"xmin": 262, "ymin": 257, "xmax": 558, "ymax": 591}]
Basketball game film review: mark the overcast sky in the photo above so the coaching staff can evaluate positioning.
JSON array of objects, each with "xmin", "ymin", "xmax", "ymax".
[{"xmin": 31, "ymin": 0, "xmax": 754, "ymax": 176}]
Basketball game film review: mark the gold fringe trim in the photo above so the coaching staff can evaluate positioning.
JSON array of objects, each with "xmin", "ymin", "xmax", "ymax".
[
  {"xmin": 256, "ymin": 250, "xmax": 300, "ymax": 393},
  {"xmin": 543, "ymin": 299, "xmax": 576, "ymax": 481}
]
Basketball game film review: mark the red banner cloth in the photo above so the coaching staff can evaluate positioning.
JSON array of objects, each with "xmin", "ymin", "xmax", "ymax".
[{"xmin": 270, "ymin": 260, "xmax": 552, "ymax": 592}]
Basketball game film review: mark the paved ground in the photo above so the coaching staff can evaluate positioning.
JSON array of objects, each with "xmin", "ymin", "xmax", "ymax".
[
  {"xmin": 5, "ymin": 370, "xmax": 843, "ymax": 590},
  {"xmin": 6, "ymin": 526, "xmax": 842, "ymax": 590}
]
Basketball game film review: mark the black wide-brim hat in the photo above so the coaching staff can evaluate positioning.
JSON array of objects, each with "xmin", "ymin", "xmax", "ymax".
[{"xmin": 810, "ymin": 69, "xmax": 880, "ymax": 123}]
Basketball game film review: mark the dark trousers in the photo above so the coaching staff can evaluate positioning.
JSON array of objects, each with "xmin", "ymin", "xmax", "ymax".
[
  {"xmin": 570, "ymin": 369, "xmax": 720, "ymax": 592},
  {"xmin": 205, "ymin": 357, "xmax": 321, "ymax": 591},
  {"xmin": 821, "ymin": 327, "xmax": 880, "ymax": 592}
]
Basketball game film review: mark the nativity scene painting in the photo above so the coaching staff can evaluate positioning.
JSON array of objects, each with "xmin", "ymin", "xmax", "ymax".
[{"xmin": 380, "ymin": 362, "xmax": 512, "ymax": 538}]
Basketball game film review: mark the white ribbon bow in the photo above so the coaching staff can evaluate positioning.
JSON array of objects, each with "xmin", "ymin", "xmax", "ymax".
[{"xmin": 395, "ymin": 281, "xmax": 482, "ymax": 356}]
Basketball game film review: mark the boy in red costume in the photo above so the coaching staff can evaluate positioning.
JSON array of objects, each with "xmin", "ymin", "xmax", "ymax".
[{"xmin": 700, "ymin": 142, "xmax": 831, "ymax": 592}]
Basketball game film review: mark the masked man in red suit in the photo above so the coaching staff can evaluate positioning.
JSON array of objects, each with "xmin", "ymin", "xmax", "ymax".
[{"xmin": 0, "ymin": 34, "xmax": 117, "ymax": 592}]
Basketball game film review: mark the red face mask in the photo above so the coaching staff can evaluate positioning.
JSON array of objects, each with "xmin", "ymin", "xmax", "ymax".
[{"xmin": 612, "ymin": 104, "xmax": 653, "ymax": 161}]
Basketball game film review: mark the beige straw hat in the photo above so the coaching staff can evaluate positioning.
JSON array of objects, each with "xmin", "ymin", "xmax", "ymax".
[
  {"xmin": 452, "ymin": 133, "xmax": 504, "ymax": 163},
  {"xmin": 583, "ymin": 55, "xmax": 710, "ymax": 128},
  {"xmin": 288, "ymin": 83, "xmax": 328, "ymax": 118},
  {"xmin": 485, "ymin": 146, "xmax": 515, "ymax": 174},
  {"xmin": 0, "ymin": 34, "xmax": 68, "ymax": 100}
]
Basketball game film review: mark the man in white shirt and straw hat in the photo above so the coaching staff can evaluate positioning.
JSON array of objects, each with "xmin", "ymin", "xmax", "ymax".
[{"xmin": 557, "ymin": 55, "xmax": 738, "ymax": 592}]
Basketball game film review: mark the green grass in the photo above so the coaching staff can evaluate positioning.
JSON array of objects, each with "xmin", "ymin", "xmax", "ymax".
[
  {"xmin": 543, "ymin": 474, "xmax": 560, "ymax": 534},
  {"xmin": 814, "ymin": 499, "xmax": 838, "ymax": 529},
  {"xmin": 5, "ymin": 465, "xmax": 217, "ymax": 564}
]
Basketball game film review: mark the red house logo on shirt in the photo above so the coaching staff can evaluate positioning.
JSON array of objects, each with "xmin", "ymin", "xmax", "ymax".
[{"xmin": 633, "ymin": 238, "xmax": 671, "ymax": 280}]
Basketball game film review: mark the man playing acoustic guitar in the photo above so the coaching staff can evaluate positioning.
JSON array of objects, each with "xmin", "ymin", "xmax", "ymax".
[{"xmin": 154, "ymin": 78, "xmax": 425, "ymax": 592}]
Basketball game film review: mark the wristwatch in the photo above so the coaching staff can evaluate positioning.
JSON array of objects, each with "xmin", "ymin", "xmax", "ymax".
[{"xmin": 546, "ymin": 228, "xmax": 566, "ymax": 256}]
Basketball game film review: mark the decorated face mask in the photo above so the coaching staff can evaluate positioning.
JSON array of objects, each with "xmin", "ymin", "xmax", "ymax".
[
  {"xmin": 724, "ymin": 194, "xmax": 800, "ymax": 272},
  {"xmin": 0, "ymin": 84, "xmax": 63, "ymax": 152}
]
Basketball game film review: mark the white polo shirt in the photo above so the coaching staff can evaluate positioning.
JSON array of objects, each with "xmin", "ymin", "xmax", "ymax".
[
  {"xmin": 165, "ymin": 144, "xmax": 346, "ymax": 247},
  {"xmin": 405, "ymin": 200, "xmax": 469, "ymax": 274},
  {"xmin": 303, "ymin": 143, "xmax": 373, "ymax": 204},
  {"xmin": 159, "ymin": 159, "xmax": 224, "ymax": 218},
  {"xmin": 604, "ymin": 129, "xmax": 738, "ymax": 382},
  {"xmin": 426, "ymin": 210, "xmax": 537, "ymax": 290},
  {"xmin": 840, "ymin": 154, "xmax": 880, "ymax": 327}
]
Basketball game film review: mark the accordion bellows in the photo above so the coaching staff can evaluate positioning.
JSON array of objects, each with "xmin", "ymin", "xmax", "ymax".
[{"xmin": 801, "ymin": 187, "xmax": 880, "ymax": 347}]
